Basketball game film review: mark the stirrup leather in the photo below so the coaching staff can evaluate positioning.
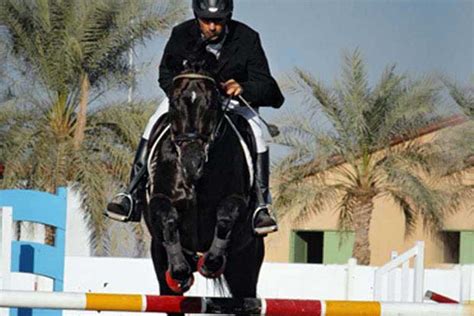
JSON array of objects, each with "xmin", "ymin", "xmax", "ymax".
[{"xmin": 105, "ymin": 193, "xmax": 134, "ymax": 222}]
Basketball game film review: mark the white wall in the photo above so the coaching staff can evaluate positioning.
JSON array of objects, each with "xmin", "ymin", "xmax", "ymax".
[
  {"xmin": 0, "ymin": 255, "xmax": 472, "ymax": 315},
  {"xmin": 65, "ymin": 190, "xmax": 91, "ymax": 257},
  {"xmin": 57, "ymin": 257, "xmax": 474, "ymax": 316}
]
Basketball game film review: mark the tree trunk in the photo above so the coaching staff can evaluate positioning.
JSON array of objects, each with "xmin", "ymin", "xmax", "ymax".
[
  {"xmin": 352, "ymin": 197, "xmax": 375, "ymax": 265},
  {"xmin": 14, "ymin": 221, "xmax": 21, "ymax": 240},
  {"xmin": 73, "ymin": 73, "xmax": 90, "ymax": 149},
  {"xmin": 133, "ymin": 222, "xmax": 149, "ymax": 257},
  {"xmin": 44, "ymin": 225, "xmax": 56, "ymax": 246}
]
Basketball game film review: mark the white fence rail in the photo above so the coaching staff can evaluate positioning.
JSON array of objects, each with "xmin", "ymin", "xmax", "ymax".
[
  {"xmin": 374, "ymin": 241, "xmax": 425, "ymax": 302},
  {"xmin": 0, "ymin": 255, "xmax": 472, "ymax": 315}
]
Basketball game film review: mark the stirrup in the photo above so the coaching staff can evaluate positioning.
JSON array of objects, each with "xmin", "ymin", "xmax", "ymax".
[
  {"xmin": 105, "ymin": 193, "xmax": 134, "ymax": 222},
  {"xmin": 252, "ymin": 205, "xmax": 278, "ymax": 236}
]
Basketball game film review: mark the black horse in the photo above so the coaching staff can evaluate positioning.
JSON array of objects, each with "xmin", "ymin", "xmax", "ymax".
[{"xmin": 142, "ymin": 56, "xmax": 264, "ymax": 316}]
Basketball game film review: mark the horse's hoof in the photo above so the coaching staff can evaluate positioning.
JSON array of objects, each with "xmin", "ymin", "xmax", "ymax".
[
  {"xmin": 165, "ymin": 270, "xmax": 194, "ymax": 293},
  {"xmin": 197, "ymin": 253, "xmax": 226, "ymax": 278}
]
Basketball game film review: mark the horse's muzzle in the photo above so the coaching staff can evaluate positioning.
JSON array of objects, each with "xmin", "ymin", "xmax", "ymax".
[{"xmin": 178, "ymin": 141, "xmax": 208, "ymax": 181}]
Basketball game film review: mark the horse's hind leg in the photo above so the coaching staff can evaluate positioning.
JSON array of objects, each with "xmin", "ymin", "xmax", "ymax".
[
  {"xmin": 198, "ymin": 195, "xmax": 245, "ymax": 278},
  {"xmin": 149, "ymin": 193, "xmax": 193, "ymax": 293},
  {"xmin": 224, "ymin": 237, "xmax": 264, "ymax": 299}
]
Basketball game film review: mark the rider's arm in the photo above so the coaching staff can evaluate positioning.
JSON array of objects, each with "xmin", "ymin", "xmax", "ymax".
[
  {"xmin": 240, "ymin": 34, "xmax": 284, "ymax": 108},
  {"xmin": 158, "ymin": 29, "xmax": 179, "ymax": 97}
]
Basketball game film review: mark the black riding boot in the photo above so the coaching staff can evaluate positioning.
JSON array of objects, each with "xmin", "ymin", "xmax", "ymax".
[
  {"xmin": 252, "ymin": 150, "xmax": 278, "ymax": 235},
  {"xmin": 105, "ymin": 138, "xmax": 148, "ymax": 222}
]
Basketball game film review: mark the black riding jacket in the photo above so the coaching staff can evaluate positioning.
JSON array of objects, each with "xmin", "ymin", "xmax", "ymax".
[{"xmin": 158, "ymin": 19, "xmax": 284, "ymax": 108}]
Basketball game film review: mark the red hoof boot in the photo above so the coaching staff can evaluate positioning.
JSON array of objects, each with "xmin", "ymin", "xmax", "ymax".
[
  {"xmin": 197, "ymin": 253, "xmax": 226, "ymax": 278},
  {"xmin": 165, "ymin": 270, "xmax": 194, "ymax": 293}
]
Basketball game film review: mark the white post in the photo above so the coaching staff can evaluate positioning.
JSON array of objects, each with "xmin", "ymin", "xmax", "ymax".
[
  {"xmin": 374, "ymin": 269, "xmax": 383, "ymax": 300},
  {"xmin": 388, "ymin": 251, "xmax": 398, "ymax": 301},
  {"xmin": 401, "ymin": 260, "xmax": 410, "ymax": 302},
  {"xmin": 0, "ymin": 207, "xmax": 13, "ymax": 316},
  {"xmin": 413, "ymin": 241, "xmax": 424, "ymax": 302},
  {"xmin": 1, "ymin": 207, "xmax": 12, "ymax": 290},
  {"xmin": 374, "ymin": 241, "xmax": 425, "ymax": 302},
  {"xmin": 127, "ymin": 48, "xmax": 134, "ymax": 104},
  {"xmin": 460, "ymin": 264, "xmax": 472, "ymax": 303},
  {"xmin": 345, "ymin": 258, "xmax": 357, "ymax": 300}
]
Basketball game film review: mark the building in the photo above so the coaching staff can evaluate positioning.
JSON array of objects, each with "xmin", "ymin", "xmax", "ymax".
[{"xmin": 265, "ymin": 116, "xmax": 474, "ymax": 267}]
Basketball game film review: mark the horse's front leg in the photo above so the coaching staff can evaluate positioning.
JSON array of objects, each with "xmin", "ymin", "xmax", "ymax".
[
  {"xmin": 149, "ymin": 193, "xmax": 193, "ymax": 293},
  {"xmin": 198, "ymin": 194, "xmax": 245, "ymax": 278}
]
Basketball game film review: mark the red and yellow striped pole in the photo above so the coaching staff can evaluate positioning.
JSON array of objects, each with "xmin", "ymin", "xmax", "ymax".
[{"xmin": 0, "ymin": 290, "xmax": 473, "ymax": 315}]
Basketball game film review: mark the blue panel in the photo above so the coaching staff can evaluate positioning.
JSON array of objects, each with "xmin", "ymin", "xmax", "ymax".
[
  {"xmin": 32, "ymin": 309, "xmax": 61, "ymax": 316},
  {"xmin": 1, "ymin": 188, "xmax": 67, "ymax": 316},
  {"xmin": 10, "ymin": 308, "xmax": 61, "ymax": 316},
  {"xmin": 11, "ymin": 242, "xmax": 64, "ymax": 289},
  {"xmin": 0, "ymin": 188, "xmax": 67, "ymax": 229}
]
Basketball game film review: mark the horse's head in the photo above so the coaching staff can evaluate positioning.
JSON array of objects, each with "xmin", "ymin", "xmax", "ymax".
[{"xmin": 169, "ymin": 55, "xmax": 222, "ymax": 181}]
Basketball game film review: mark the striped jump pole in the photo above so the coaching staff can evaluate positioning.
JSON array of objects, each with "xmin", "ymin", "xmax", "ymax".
[
  {"xmin": 0, "ymin": 290, "xmax": 473, "ymax": 315},
  {"xmin": 425, "ymin": 290, "xmax": 460, "ymax": 304}
]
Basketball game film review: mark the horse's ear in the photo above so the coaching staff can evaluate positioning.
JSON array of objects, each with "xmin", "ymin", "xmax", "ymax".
[{"xmin": 182, "ymin": 59, "xmax": 191, "ymax": 71}]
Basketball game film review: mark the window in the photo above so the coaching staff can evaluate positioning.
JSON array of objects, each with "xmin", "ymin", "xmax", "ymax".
[
  {"xmin": 442, "ymin": 230, "xmax": 474, "ymax": 264},
  {"xmin": 290, "ymin": 230, "xmax": 354, "ymax": 264},
  {"xmin": 442, "ymin": 231, "xmax": 460, "ymax": 264}
]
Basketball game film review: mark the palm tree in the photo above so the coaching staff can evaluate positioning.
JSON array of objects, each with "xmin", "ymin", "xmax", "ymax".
[
  {"xmin": 0, "ymin": 98, "xmax": 157, "ymax": 255},
  {"xmin": 435, "ymin": 78, "xmax": 474, "ymax": 211},
  {"xmin": 0, "ymin": 0, "xmax": 185, "ymax": 148},
  {"xmin": 0, "ymin": 0, "xmax": 186, "ymax": 255},
  {"xmin": 274, "ymin": 50, "xmax": 467, "ymax": 265}
]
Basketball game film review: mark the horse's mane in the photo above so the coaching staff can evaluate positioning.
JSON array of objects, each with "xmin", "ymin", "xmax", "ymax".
[
  {"xmin": 179, "ymin": 38, "xmax": 219, "ymax": 76},
  {"xmin": 170, "ymin": 43, "xmax": 220, "ymax": 101}
]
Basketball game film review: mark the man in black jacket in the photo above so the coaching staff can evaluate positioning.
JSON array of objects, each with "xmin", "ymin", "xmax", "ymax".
[{"xmin": 106, "ymin": 0, "xmax": 284, "ymax": 235}]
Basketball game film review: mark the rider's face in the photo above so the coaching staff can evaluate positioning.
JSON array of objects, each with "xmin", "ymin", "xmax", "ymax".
[{"xmin": 198, "ymin": 18, "xmax": 226, "ymax": 41}]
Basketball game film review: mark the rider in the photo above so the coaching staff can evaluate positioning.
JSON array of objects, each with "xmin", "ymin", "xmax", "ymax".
[{"xmin": 106, "ymin": 0, "xmax": 284, "ymax": 235}]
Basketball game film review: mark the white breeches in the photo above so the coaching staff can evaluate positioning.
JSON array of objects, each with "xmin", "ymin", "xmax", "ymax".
[{"xmin": 142, "ymin": 98, "xmax": 269, "ymax": 153}]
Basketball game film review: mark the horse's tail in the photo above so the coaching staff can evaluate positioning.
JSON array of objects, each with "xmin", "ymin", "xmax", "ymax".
[{"xmin": 212, "ymin": 277, "xmax": 229, "ymax": 297}]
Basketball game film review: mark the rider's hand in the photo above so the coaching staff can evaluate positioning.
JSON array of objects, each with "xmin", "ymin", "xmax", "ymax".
[{"xmin": 222, "ymin": 79, "xmax": 243, "ymax": 97}]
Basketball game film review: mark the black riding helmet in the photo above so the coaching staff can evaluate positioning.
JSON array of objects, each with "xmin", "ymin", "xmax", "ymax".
[{"xmin": 193, "ymin": 0, "xmax": 233, "ymax": 20}]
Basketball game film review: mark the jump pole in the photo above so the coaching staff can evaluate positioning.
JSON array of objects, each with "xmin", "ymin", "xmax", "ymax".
[{"xmin": 1, "ymin": 290, "xmax": 473, "ymax": 315}]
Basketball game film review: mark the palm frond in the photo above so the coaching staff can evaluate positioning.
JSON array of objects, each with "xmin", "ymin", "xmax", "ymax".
[
  {"xmin": 441, "ymin": 77, "xmax": 474, "ymax": 119},
  {"xmin": 377, "ymin": 75, "xmax": 440, "ymax": 144},
  {"xmin": 381, "ymin": 165, "xmax": 446, "ymax": 235},
  {"xmin": 338, "ymin": 49, "xmax": 371, "ymax": 144}
]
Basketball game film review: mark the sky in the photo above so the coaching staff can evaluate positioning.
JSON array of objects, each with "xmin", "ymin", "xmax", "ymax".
[
  {"xmin": 128, "ymin": 0, "xmax": 473, "ymax": 95},
  {"xmin": 103, "ymin": 0, "xmax": 473, "ymax": 159}
]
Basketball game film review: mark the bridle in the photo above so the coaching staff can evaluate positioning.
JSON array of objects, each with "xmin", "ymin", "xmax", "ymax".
[
  {"xmin": 172, "ymin": 73, "xmax": 216, "ymax": 84},
  {"xmin": 171, "ymin": 73, "xmax": 229, "ymax": 152}
]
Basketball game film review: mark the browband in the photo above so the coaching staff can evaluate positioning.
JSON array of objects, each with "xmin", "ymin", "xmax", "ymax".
[{"xmin": 173, "ymin": 73, "xmax": 216, "ymax": 84}]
